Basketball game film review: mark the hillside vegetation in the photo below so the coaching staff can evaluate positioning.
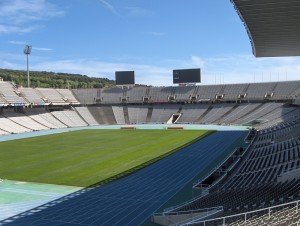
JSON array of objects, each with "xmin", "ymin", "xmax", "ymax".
[{"xmin": 0, "ymin": 68, "xmax": 115, "ymax": 89}]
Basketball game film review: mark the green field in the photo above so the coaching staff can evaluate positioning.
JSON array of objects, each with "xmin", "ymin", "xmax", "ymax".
[{"xmin": 0, "ymin": 129, "xmax": 211, "ymax": 187}]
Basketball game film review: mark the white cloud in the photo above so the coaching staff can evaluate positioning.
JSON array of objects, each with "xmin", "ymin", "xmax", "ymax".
[
  {"xmin": 199, "ymin": 54, "xmax": 300, "ymax": 84},
  {"xmin": 33, "ymin": 47, "xmax": 52, "ymax": 51},
  {"xmin": 189, "ymin": 56, "xmax": 205, "ymax": 68},
  {"xmin": 0, "ymin": 0, "xmax": 64, "ymax": 34},
  {"xmin": 8, "ymin": 40, "xmax": 52, "ymax": 51},
  {"xmin": 31, "ymin": 59, "xmax": 172, "ymax": 86},
  {"xmin": 98, "ymin": 0, "xmax": 120, "ymax": 17},
  {"xmin": 1, "ymin": 53, "xmax": 300, "ymax": 86},
  {"xmin": 0, "ymin": 24, "xmax": 38, "ymax": 34},
  {"xmin": 96, "ymin": 2, "xmax": 153, "ymax": 18}
]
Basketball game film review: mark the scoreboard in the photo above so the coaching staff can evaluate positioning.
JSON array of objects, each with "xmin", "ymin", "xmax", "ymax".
[
  {"xmin": 173, "ymin": 68, "xmax": 201, "ymax": 84},
  {"xmin": 115, "ymin": 71, "xmax": 135, "ymax": 85}
]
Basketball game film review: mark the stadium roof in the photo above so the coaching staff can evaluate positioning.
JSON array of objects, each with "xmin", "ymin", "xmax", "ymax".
[{"xmin": 231, "ymin": 0, "xmax": 300, "ymax": 57}]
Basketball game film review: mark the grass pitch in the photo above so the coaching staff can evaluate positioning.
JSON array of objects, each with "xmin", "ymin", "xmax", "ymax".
[{"xmin": 0, "ymin": 129, "xmax": 211, "ymax": 187}]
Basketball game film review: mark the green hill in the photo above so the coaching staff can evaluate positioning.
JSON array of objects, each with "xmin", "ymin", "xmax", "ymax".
[{"xmin": 0, "ymin": 68, "xmax": 115, "ymax": 89}]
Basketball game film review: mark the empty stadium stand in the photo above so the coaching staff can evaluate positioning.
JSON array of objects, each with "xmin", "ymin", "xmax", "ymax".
[
  {"xmin": 127, "ymin": 105, "xmax": 148, "ymax": 124},
  {"xmin": 51, "ymin": 110, "xmax": 88, "ymax": 127},
  {"xmin": 0, "ymin": 80, "xmax": 300, "ymax": 135},
  {"xmin": 0, "ymin": 80, "xmax": 300, "ymax": 225},
  {"xmin": 0, "ymin": 82, "xmax": 27, "ymax": 105},
  {"xmin": 153, "ymin": 116, "xmax": 300, "ymax": 225},
  {"xmin": 72, "ymin": 88, "xmax": 98, "ymax": 104},
  {"xmin": 75, "ymin": 107, "xmax": 99, "ymax": 126}
]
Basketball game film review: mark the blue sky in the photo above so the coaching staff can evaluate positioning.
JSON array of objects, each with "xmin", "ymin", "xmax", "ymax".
[{"xmin": 0, "ymin": 0, "xmax": 300, "ymax": 86}]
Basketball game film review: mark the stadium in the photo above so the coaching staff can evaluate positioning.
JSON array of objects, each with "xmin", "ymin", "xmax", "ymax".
[{"xmin": 0, "ymin": 0, "xmax": 300, "ymax": 226}]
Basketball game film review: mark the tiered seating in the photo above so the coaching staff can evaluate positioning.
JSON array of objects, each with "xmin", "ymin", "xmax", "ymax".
[
  {"xmin": 200, "ymin": 103, "xmax": 235, "ymax": 124},
  {"xmin": 126, "ymin": 87, "xmax": 147, "ymax": 103},
  {"xmin": 175, "ymin": 180, "xmax": 300, "ymax": 216},
  {"xmin": 223, "ymin": 138, "xmax": 300, "ymax": 190},
  {"xmin": 256, "ymin": 107, "xmax": 300, "ymax": 130},
  {"xmin": 0, "ymin": 96, "xmax": 7, "ymax": 106},
  {"xmin": 148, "ymin": 87, "xmax": 173, "ymax": 102},
  {"xmin": 71, "ymin": 89, "xmax": 97, "ymax": 104},
  {"xmin": 0, "ymin": 115, "xmax": 31, "ymax": 133},
  {"xmin": 128, "ymin": 105, "xmax": 148, "ymax": 124},
  {"xmin": 56, "ymin": 89, "xmax": 80, "ymax": 104},
  {"xmin": 259, "ymin": 117, "xmax": 300, "ymax": 142},
  {"xmin": 256, "ymin": 105, "xmax": 297, "ymax": 126},
  {"xmin": 271, "ymin": 80, "xmax": 300, "ymax": 100},
  {"xmin": 188, "ymin": 201, "xmax": 300, "ymax": 226},
  {"xmin": 150, "ymin": 105, "xmax": 180, "ymax": 123},
  {"xmin": 196, "ymin": 85, "xmax": 223, "ymax": 100},
  {"xmin": 75, "ymin": 107, "xmax": 99, "ymax": 126},
  {"xmin": 222, "ymin": 83, "xmax": 249, "ymax": 100},
  {"xmin": 177, "ymin": 105, "xmax": 210, "ymax": 123},
  {"xmin": 36, "ymin": 88, "xmax": 66, "ymax": 105},
  {"xmin": 19, "ymin": 88, "xmax": 44, "ymax": 104},
  {"xmin": 234, "ymin": 102, "xmax": 284, "ymax": 125},
  {"xmin": 86, "ymin": 106, "xmax": 117, "ymax": 125},
  {"xmin": 222, "ymin": 119, "xmax": 300, "ymax": 191},
  {"xmin": 112, "ymin": 106, "xmax": 125, "ymax": 124},
  {"xmin": 159, "ymin": 117, "xmax": 300, "ymax": 226},
  {"xmin": 246, "ymin": 82, "xmax": 276, "ymax": 100},
  {"xmin": 4, "ymin": 112, "xmax": 49, "ymax": 131},
  {"xmin": 174, "ymin": 86, "xmax": 197, "ymax": 102},
  {"xmin": 100, "ymin": 88, "xmax": 123, "ymax": 103},
  {"xmin": 34, "ymin": 112, "xmax": 68, "ymax": 128},
  {"xmin": 0, "ymin": 128, "xmax": 9, "ymax": 135},
  {"xmin": 0, "ymin": 82, "xmax": 27, "ymax": 105},
  {"xmin": 51, "ymin": 111, "xmax": 88, "ymax": 127},
  {"xmin": 27, "ymin": 112, "xmax": 64, "ymax": 129},
  {"xmin": 1, "ymin": 81, "xmax": 297, "ymax": 106},
  {"xmin": 100, "ymin": 106, "xmax": 118, "ymax": 124},
  {"xmin": 221, "ymin": 103, "xmax": 261, "ymax": 124},
  {"xmin": 228, "ymin": 205, "xmax": 300, "ymax": 226},
  {"xmin": 1, "ymin": 80, "xmax": 300, "ymax": 225}
]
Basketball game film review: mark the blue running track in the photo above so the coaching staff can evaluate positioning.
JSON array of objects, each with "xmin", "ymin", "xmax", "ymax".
[{"xmin": 2, "ymin": 131, "xmax": 246, "ymax": 226}]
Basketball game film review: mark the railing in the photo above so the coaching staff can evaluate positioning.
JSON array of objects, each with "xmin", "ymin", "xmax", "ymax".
[
  {"xmin": 152, "ymin": 206, "xmax": 223, "ymax": 226},
  {"xmin": 154, "ymin": 206, "xmax": 223, "ymax": 217},
  {"xmin": 163, "ymin": 189, "xmax": 209, "ymax": 213},
  {"xmin": 171, "ymin": 207, "xmax": 224, "ymax": 226},
  {"xmin": 184, "ymin": 199, "xmax": 300, "ymax": 226},
  {"xmin": 192, "ymin": 148, "xmax": 239, "ymax": 188},
  {"xmin": 165, "ymin": 136, "xmax": 254, "ymax": 214}
]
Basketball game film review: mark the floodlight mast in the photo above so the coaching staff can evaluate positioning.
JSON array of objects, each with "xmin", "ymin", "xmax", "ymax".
[{"xmin": 24, "ymin": 45, "xmax": 32, "ymax": 87}]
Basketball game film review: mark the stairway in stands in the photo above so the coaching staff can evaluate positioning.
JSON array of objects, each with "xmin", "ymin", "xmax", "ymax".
[
  {"xmin": 146, "ymin": 107, "xmax": 153, "ymax": 123},
  {"xmin": 88, "ymin": 106, "xmax": 105, "ymax": 124},
  {"xmin": 231, "ymin": 103, "xmax": 265, "ymax": 124},
  {"xmin": 123, "ymin": 106, "xmax": 130, "ymax": 124},
  {"xmin": 195, "ymin": 105, "xmax": 213, "ymax": 123},
  {"xmin": 212, "ymin": 104, "xmax": 239, "ymax": 124}
]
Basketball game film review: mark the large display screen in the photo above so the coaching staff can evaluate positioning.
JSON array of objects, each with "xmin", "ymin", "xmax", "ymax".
[
  {"xmin": 173, "ymin": 68, "xmax": 201, "ymax": 84},
  {"xmin": 115, "ymin": 71, "xmax": 135, "ymax": 85}
]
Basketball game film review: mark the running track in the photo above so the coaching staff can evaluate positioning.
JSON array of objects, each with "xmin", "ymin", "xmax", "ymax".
[{"xmin": 2, "ymin": 131, "xmax": 247, "ymax": 226}]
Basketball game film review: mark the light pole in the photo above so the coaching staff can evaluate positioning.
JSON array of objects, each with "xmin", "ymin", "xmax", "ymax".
[{"xmin": 24, "ymin": 45, "xmax": 32, "ymax": 87}]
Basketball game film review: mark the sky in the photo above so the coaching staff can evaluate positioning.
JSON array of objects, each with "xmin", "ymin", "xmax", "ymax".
[{"xmin": 0, "ymin": 0, "xmax": 300, "ymax": 86}]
